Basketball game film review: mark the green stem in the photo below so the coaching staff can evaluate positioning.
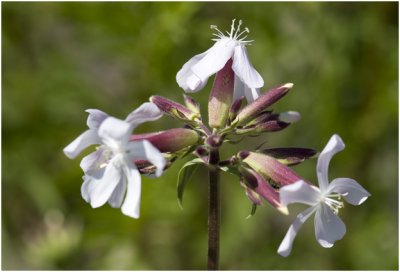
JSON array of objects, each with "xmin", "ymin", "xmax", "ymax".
[{"xmin": 208, "ymin": 148, "xmax": 220, "ymax": 270}]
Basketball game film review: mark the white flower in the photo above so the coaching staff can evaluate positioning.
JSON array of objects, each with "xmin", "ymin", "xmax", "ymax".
[
  {"xmin": 63, "ymin": 103, "xmax": 166, "ymax": 218},
  {"xmin": 277, "ymin": 134, "xmax": 371, "ymax": 257},
  {"xmin": 176, "ymin": 19, "xmax": 264, "ymax": 102}
]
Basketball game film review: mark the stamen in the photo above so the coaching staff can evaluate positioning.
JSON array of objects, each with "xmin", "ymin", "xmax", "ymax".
[
  {"xmin": 233, "ymin": 19, "xmax": 243, "ymax": 39},
  {"xmin": 229, "ymin": 19, "xmax": 236, "ymax": 37},
  {"xmin": 236, "ymin": 28, "xmax": 250, "ymax": 40}
]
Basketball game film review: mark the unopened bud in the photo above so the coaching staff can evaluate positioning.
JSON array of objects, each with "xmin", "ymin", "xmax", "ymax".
[
  {"xmin": 229, "ymin": 96, "xmax": 245, "ymax": 123},
  {"xmin": 254, "ymin": 120, "xmax": 289, "ymax": 133},
  {"xmin": 259, "ymin": 147, "xmax": 318, "ymax": 166},
  {"xmin": 235, "ymin": 83, "xmax": 293, "ymax": 126},
  {"xmin": 130, "ymin": 128, "xmax": 199, "ymax": 153},
  {"xmin": 183, "ymin": 94, "xmax": 201, "ymax": 114},
  {"xmin": 206, "ymin": 134, "xmax": 223, "ymax": 148},
  {"xmin": 150, "ymin": 95, "xmax": 199, "ymax": 122},
  {"xmin": 240, "ymin": 167, "xmax": 288, "ymax": 214},
  {"xmin": 208, "ymin": 59, "xmax": 234, "ymax": 128},
  {"xmin": 243, "ymin": 152, "xmax": 304, "ymax": 186}
]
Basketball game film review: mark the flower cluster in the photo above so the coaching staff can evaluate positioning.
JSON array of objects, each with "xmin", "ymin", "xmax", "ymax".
[{"xmin": 64, "ymin": 19, "xmax": 370, "ymax": 258}]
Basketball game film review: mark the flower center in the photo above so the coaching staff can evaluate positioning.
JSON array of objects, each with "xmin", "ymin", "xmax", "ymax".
[
  {"xmin": 322, "ymin": 193, "xmax": 345, "ymax": 214},
  {"xmin": 210, "ymin": 19, "xmax": 253, "ymax": 44}
]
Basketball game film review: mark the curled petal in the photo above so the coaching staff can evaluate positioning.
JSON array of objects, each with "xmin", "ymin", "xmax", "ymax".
[
  {"xmin": 128, "ymin": 140, "xmax": 166, "ymax": 177},
  {"xmin": 86, "ymin": 109, "xmax": 109, "ymax": 130},
  {"xmin": 314, "ymin": 204, "xmax": 346, "ymax": 248},
  {"xmin": 80, "ymin": 147, "xmax": 108, "ymax": 173},
  {"xmin": 176, "ymin": 50, "xmax": 210, "ymax": 92},
  {"xmin": 125, "ymin": 102, "xmax": 162, "ymax": 129},
  {"xmin": 98, "ymin": 117, "xmax": 132, "ymax": 147},
  {"xmin": 63, "ymin": 129, "xmax": 100, "ymax": 159},
  {"xmin": 121, "ymin": 164, "xmax": 142, "ymax": 218},
  {"xmin": 327, "ymin": 178, "xmax": 371, "ymax": 205},
  {"xmin": 85, "ymin": 159, "xmax": 122, "ymax": 208},
  {"xmin": 317, "ymin": 134, "xmax": 345, "ymax": 191},
  {"xmin": 108, "ymin": 177, "xmax": 127, "ymax": 208},
  {"xmin": 280, "ymin": 180, "xmax": 321, "ymax": 207},
  {"xmin": 277, "ymin": 206, "xmax": 316, "ymax": 257},
  {"xmin": 191, "ymin": 39, "xmax": 236, "ymax": 84},
  {"xmin": 232, "ymin": 45, "xmax": 264, "ymax": 89}
]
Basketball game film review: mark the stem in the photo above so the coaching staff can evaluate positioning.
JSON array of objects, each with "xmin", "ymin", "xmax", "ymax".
[{"xmin": 208, "ymin": 148, "xmax": 220, "ymax": 270}]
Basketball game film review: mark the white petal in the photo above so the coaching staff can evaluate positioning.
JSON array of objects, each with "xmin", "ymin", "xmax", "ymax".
[
  {"xmin": 327, "ymin": 178, "xmax": 371, "ymax": 205},
  {"xmin": 81, "ymin": 176, "xmax": 92, "ymax": 203},
  {"xmin": 80, "ymin": 147, "xmax": 108, "ymax": 173},
  {"xmin": 317, "ymin": 134, "xmax": 345, "ymax": 191},
  {"xmin": 108, "ymin": 177, "xmax": 127, "ymax": 208},
  {"xmin": 121, "ymin": 164, "xmax": 142, "ymax": 218},
  {"xmin": 125, "ymin": 102, "xmax": 162, "ymax": 128},
  {"xmin": 191, "ymin": 39, "xmax": 236, "ymax": 83},
  {"xmin": 128, "ymin": 140, "xmax": 166, "ymax": 177},
  {"xmin": 233, "ymin": 75, "xmax": 245, "ymax": 101},
  {"xmin": 63, "ymin": 129, "xmax": 100, "ymax": 159},
  {"xmin": 277, "ymin": 206, "xmax": 316, "ymax": 257},
  {"xmin": 314, "ymin": 204, "xmax": 346, "ymax": 248},
  {"xmin": 86, "ymin": 159, "xmax": 122, "ymax": 208},
  {"xmin": 86, "ymin": 109, "xmax": 109, "ymax": 130},
  {"xmin": 232, "ymin": 45, "xmax": 263, "ymax": 88},
  {"xmin": 243, "ymin": 86, "xmax": 261, "ymax": 102},
  {"xmin": 279, "ymin": 180, "xmax": 321, "ymax": 207},
  {"xmin": 279, "ymin": 111, "xmax": 301, "ymax": 123},
  {"xmin": 98, "ymin": 117, "xmax": 132, "ymax": 148},
  {"xmin": 176, "ymin": 50, "xmax": 210, "ymax": 92}
]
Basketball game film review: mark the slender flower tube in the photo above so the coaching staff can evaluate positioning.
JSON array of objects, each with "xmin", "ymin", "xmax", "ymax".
[
  {"xmin": 176, "ymin": 19, "xmax": 263, "ymax": 102},
  {"xmin": 235, "ymin": 83, "xmax": 293, "ymax": 126},
  {"xmin": 208, "ymin": 59, "xmax": 235, "ymax": 128},
  {"xmin": 63, "ymin": 103, "xmax": 166, "ymax": 218},
  {"xmin": 242, "ymin": 151, "xmax": 304, "ymax": 186},
  {"xmin": 130, "ymin": 128, "xmax": 199, "ymax": 153},
  {"xmin": 277, "ymin": 134, "xmax": 371, "ymax": 257}
]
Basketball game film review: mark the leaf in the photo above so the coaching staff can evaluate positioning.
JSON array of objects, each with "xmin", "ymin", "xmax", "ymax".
[
  {"xmin": 218, "ymin": 165, "xmax": 241, "ymax": 177},
  {"xmin": 177, "ymin": 158, "xmax": 204, "ymax": 209},
  {"xmin": 246, "ymin": 204, "xmax": 258, "ymax": 219}
]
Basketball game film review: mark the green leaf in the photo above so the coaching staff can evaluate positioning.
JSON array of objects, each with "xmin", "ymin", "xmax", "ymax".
[{"xmin": 177, "ymin": 158, "xmax": 204, "ymax": 209}]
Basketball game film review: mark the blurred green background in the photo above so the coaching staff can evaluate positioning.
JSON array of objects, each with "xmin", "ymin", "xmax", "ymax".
[{"xmin": 2, "ymin": 2, "xmax": 398, "ymax": 270}]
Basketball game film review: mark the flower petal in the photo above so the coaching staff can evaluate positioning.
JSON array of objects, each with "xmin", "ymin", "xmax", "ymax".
[
  {"xmin": 121, "ymin": 164, "xmax": 142, "ymax": 218},
  {"xmin": 233, "ymin": 75, "xmax": 245, "ymax": 101},
  {"xmin": 191, "ymin": 39, "xmax": 236, "ymax": 84},
  {"xmin": 327, "ymin": 178, "xmax": 371, "ymax": 205},
  {"xmin": 82, "ymin": 160, "xmax": 121, "ymax": 208},
  {"xmin": 125, "ymin": 102, "xmax": 162, "ymax": 129},
  {"xmin": 86, "ymin": 109, "xmax": 109, "ymax": 130},
  {"xmin": 128, "ymin": 140, "xmax": 166, "ymax": 177},
  {"xmin": 80, "ymin": 147, "xmax": 108, "ymax": 173},
  {"xmin": 108, "ymin": 177, "xmax": 127, "ymax": 208},
  {"xmin": 63, "ymin": 129, "xmax": 100, "ymax": 159},
  {"xmin": 280, "ymin": 180, "xmax": 321, "ymax": 207},
  {"xmin": 314, "ymin": 203, "xmax": 346, "ymax": 248},
  {"xmin": 244, "ymin": 86, "xmax": 261, "ymax": 102},
  {"xmin": 317, "ymin": 134, "xmax": 345, "ymax": 191},
  {"xmin": 277, "ymin": 206, "xmax": 316, "ymax": 257},
  {"xmin": 232, "ymin": 45, "xmax": 263, "ymax": 89},
  {"xmin": 98, "ymin": 117, "xmax": 132, "ymax": 148},
  {"xmin": 176, "ymin": 50, "xmax": 210, "ymax": 92}
]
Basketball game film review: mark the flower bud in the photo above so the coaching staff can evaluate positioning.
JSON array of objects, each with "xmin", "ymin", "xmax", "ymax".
[
  {"xmin": 183, "ymin": 94, "xmax": 201, "ymax": 115},
  {"xmin": 240, "ymin": 167, "xmax": 288, "ymax": 214},
  {"xmin": 253, "ymin": 120, "xmax": 289, "ymax": 133},
  {"xmin": 208, "ymin": 59, "xmax": 234, "ymax": 128},
  {"xmin": 150, "ymin": 95, "xmax": 199, "ymax": 122},
  {"xmin": 258, "ymin": 147, "xmax": 318, "ymax": 166},
  {"xmin": 243, "ymin": 152, "xmax": 304, "ymax": 186},
  {"xmin": 130, "ymin": 128, "xmax": 199, "ymax": 153},
  {"xmin": 228, "ymin": 96, "xmax": 245, "ymax": 123},
  {"xmin": 235, "ymin": 83, "xmax": 293, "ymax": 126}
]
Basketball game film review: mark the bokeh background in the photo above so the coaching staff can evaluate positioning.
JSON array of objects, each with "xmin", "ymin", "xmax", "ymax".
[{"xmin": 2, "ymin": 2, "xmax": 398, "ymax": 270}]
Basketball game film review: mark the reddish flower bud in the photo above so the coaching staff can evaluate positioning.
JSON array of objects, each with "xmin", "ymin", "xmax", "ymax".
[
  {"xmin": 150, "ymin": 95, "xmax": 199, "ymax": 121},
  {"xmin": 183, "ymin": 94, "xmax": 201, "ymax": 115},
  {"xmin": 243, "ymin": 152, "xmax": 304, "ymax": 186},
  {"xmin": 259, "ymin": 147, "xmax": 318, "ymax": 166},
  {"xmin": 208, "ymin": 59, "xmax": 235, "ymax": 128},
  {"xmin": 130, "ymin": 128, "xmax": 199, "ymax": 153},
  {"xmin": 235, "ymin": 83, "xmax": 293, "ymax": 126},
  {"xmin": 228, "ymin": 96, "xmax": 245, "ymax": 123},
  {"xmin": 240, "ymin": 167, "xmax": 288, "ymax": 214}
]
